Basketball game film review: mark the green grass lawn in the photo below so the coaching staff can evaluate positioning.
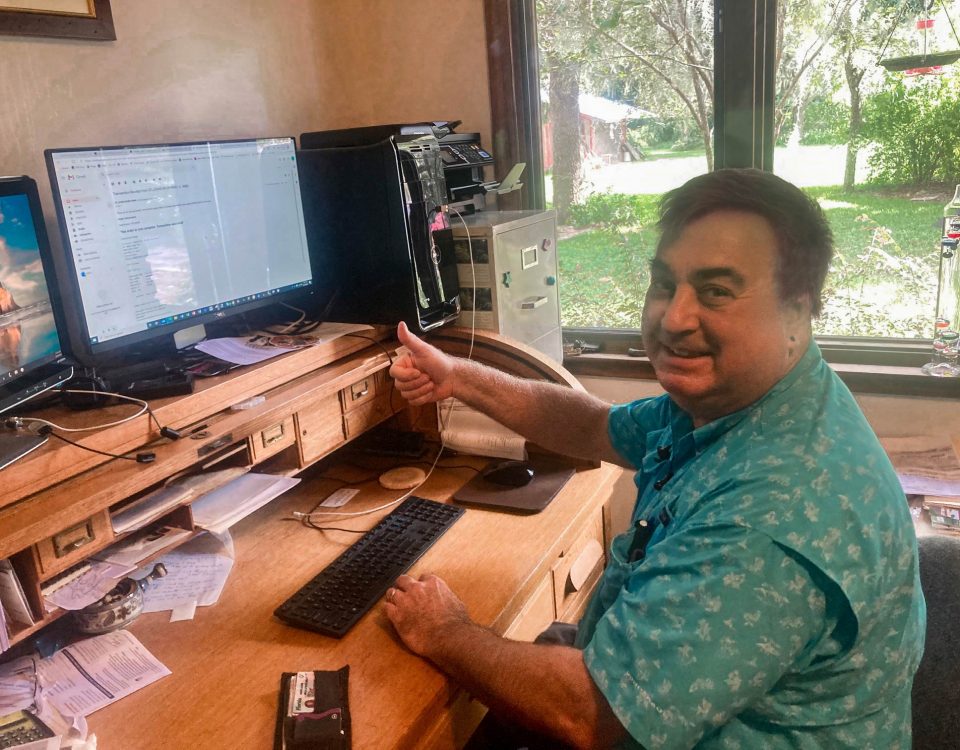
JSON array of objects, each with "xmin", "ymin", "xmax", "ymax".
[{"xmin": 558, "ymin": 186, "xmax": 944, "ymax": 336}]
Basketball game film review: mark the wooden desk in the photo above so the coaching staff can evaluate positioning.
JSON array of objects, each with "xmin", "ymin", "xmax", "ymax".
[
  {"xmin": 89, "ymin": 457, "xmax": 617, "ymax": 749},
  {"xmin": 0, "ymin": 328, "xmax": 618, "ymax": 748}
]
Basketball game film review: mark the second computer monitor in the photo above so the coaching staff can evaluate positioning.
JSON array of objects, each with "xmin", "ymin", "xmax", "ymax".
[{"xmin": 45, "ymin": 137, "xmax": 313, "ymax": 363}]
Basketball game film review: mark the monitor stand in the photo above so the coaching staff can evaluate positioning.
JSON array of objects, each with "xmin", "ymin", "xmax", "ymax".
[{"xmin": 0, "ymin": 430, "xmax": 48, "ymax": 471}]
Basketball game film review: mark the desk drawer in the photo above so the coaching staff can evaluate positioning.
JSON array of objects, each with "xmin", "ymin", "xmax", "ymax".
[
  {"xmin": 340, "ymin": 370, "xmax": 387, "ymax": 413},
  {"xmin": 296, "ymin": 394, "xmax": 345, "ymax": 467},
  {"xmin": 552, "ymin": 510, "xmax": 606, "ymax": 623},
  {"xmin": 342, "ymin": 390, "xmax": 393, "ymax": 440},
  {"xmin": 248, "ymin": 416, "xmax": 296, "ymax": 463},
  {"xmin": 504, "ymin": 572, "xmax": 556, "ymax": 642},
  {"xmin": 35, "ymin": 509, "xmax": 113, "ymax": 577}
]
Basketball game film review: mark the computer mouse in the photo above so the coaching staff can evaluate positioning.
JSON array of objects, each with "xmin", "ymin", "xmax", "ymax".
[{"xmin": 482, "ymin": 459, "xmax": 535, "ymax": 487}]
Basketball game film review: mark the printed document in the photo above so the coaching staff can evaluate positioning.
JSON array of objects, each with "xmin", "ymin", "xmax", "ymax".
[
  {"xmin": 36, "ymin": 629, "xmax": 170, "ymax": 717},
  {"xmin": 880, "ymin": 435, "xmax": 960, "ymax": 496}
]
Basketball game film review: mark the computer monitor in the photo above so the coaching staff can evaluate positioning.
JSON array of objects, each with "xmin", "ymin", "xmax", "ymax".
[
  {"xmin": 45, "ymin": 137, "xmax": 313, "ymax": 364},
  {"xmin": 0, "ymin": 176, "xmax": 73, "ymax": 416}
]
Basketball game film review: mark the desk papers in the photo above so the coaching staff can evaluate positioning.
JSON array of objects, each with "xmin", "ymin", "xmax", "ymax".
[
  {"xmin": 880, "ymin": 435, "xmax": 960, "ymax": 496},
  {"xmin": 139, "ymin": 531, "xmax": 234, "ymax": 621},
  {"xmin": 43, "ymin": 561, "xmax": 135, "ymax": 612},
  {"xmin": 438, "ymin": 398, "xmax": 526, "ymax": 460},
  {"xmin": 36, "ymin": 630, "xmax": 169, "ymax": 718},
  {"xmin": 0, "ymin": 559, "xmax": 34, "ymax": 627},
  {"xmin": 196, "ymin": 323, "xmax": 374, "ymax": 365},
  {"xmin": 190, "ymin": 473, "xmax": 300, "ymax": 534}
]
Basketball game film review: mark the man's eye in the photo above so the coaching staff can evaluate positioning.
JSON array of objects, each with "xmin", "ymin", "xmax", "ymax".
[
  {"xmin": 700, "ymin": 286, "xmax": 733, "ymax": 302},
  {"xmin": 650, "ymin": 277, "xmax": 674, "ymax": 294}
]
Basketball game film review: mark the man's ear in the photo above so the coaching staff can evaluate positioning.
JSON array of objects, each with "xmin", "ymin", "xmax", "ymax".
[{"xmin": 784, "ymin": 294, "xmax": 812, "ymax": 322}]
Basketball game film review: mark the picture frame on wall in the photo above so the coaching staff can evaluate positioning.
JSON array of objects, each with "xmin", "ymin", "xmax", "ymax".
[{"xmin": 0, "ymin": 0, "xmax": 115, "ymax": 41}]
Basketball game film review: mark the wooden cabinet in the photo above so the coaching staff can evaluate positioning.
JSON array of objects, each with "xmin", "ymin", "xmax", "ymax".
[
  {"xmin": 0, "ymin": 327, "xmax": 617, "ymax": 750},
  {"xmin": 296, "ymin": 393, "xmax": 345, "ymax": 466}
]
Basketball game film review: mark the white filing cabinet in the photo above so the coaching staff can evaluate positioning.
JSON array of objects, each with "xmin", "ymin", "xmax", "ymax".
[{"xmin": 451, "ymin": 210, "xmax": 562, "ymax": 362}]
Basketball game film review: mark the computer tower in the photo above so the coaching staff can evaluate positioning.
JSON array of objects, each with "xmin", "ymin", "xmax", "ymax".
[
  {"xmin": 451, "ymin": 210, "xmax": 562, "ymax": 362},
  {"xmin": 298, "ymin": 126, "xmax": 460, "ymax": 332}
]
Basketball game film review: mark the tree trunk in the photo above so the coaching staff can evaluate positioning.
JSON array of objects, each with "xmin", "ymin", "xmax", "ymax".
[
  {"xmin": 549, "ymin": 60, "xmax": 582, "ymax": 225},
  {"xmin": 843, "ymin": 55, "xmax": 863, "ymax": 190}
]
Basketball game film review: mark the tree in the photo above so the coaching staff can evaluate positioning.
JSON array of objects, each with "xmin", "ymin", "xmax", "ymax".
[{"xmin": 537, "ymin": 0, "xmax": 598, "ymax": 224}]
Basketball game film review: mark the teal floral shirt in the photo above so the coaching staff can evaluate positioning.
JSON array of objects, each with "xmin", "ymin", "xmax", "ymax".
[{"xmin": 578, "ymin": 342, "xmax": 926, "ymax": 749}]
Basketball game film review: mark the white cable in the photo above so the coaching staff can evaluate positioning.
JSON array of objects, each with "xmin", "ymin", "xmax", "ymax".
[
  {"xmin": 293, "ymin": 209, "xmax": 481, "ymax": 524},
  {"xmin": 449, "ymin": 207, "xmax": 477, "ymax": 361},
  {"xmin": 291, "ymin": 440, "xmax": 447, "ymax": 520},
  {"xmin": 272, "ymin": 303, "xmax": 307, "ymax": 334},
  {"xmin": 15, "ymin": 389, "xmax": 149, "ymax": 433}
]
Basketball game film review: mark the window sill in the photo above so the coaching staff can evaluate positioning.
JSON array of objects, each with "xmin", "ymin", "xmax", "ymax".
[{"xmin": 563, "ymin": 353, "xmax": 960, "ymax": 398}]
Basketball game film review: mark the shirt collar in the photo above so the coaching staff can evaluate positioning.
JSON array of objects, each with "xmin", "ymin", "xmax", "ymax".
[{"xmin": 654, "ymin": 340, "xmax": 823, "ymax": 462}]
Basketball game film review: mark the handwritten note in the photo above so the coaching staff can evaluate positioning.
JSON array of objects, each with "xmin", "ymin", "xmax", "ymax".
[{"xmin": 139, "ymin": 532, "xmax": 234, "ymax": 617}]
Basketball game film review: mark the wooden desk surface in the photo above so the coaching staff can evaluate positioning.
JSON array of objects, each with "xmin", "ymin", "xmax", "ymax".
[{"xmin": 88, "ymin": 455, "xmax": 617, "ymax": 750}]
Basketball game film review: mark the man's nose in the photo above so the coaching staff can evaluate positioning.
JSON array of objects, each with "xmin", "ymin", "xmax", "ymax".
[{"xmin": 661, "ymin": 286, "xmax": 700, "ymax": 333}]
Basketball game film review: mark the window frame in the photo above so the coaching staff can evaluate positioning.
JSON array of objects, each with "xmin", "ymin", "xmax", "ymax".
[{"xmin": 483, "ymin": 0, "xmax": 957, "ymax": 397}]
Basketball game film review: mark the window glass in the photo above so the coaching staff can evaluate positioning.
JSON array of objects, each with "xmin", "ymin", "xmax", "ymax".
[
  {"xmin": 537, "ymin": 0, "xmax": 960, "ymax": 344},
  {"xmin": 537, "ymin": 0, "xmax": 714, "ymax": 329},
  {"xmin": 775, "ymin": 0, "xmax": 960, "ymax": 339}
]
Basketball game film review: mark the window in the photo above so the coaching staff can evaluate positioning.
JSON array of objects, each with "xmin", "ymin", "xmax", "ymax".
[{"xmin": 484, "ymin": 0, "xmax": 960, "ymax": 394}]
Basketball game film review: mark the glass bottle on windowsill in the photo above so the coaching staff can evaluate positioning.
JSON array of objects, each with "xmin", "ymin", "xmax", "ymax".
[{"xmin": 922, "ymin": 321, "xmax": 960, "ymax": 377}]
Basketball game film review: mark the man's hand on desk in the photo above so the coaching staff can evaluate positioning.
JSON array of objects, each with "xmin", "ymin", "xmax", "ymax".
[
  {"xmin": 389, "ymin": 321, "xmax": 456, "ymax": 406},
  {"xmin": 384, "ymin": 573, "xmax": 473, "ymax": 657}
]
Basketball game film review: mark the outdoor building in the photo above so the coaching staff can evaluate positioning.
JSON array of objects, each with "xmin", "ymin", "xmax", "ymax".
[{"xmin": 542, "ymin": 93, "xmax": 650, "ymax": 170}]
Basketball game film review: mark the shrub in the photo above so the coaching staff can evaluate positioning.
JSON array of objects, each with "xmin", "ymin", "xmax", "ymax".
[
  {"xmin": 801, "ymin": 97, "xmax": 848, "ymax": 146},
  {"xmin": 568, "ymin": 193, "xmax": 659, "ymax": 233},
  {"xmin": 862, "ymin": 73, "xmax": 960, "ymax": 185}
]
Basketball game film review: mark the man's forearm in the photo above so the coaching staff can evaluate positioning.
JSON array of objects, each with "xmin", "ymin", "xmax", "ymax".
[
  {"xmin": 449, "ymin": 358, "xmax": 623, "ymax": 465},
  {"xmin": 426, "ymin": 620, "xmax": 627, "ymax": 750}
]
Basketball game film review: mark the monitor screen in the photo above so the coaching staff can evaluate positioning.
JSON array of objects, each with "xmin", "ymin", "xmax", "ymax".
[
  {"xmin": 45, "ymin": 137, "xmax": 313, "ymax": 358},
  {"xmin": 0, "ymin": 176, "xmax": 73, "ymax": 414}
]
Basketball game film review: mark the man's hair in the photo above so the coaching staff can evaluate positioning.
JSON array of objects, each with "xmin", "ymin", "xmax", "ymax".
[{"xmin": 656, "ymin": 168, "xmax": 834, "ymax": 316}]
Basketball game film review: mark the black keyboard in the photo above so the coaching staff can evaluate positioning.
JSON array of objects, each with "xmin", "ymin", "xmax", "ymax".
[{"xmin": 275, "ymin": 496, "xmax": 464, "ymax": 637}]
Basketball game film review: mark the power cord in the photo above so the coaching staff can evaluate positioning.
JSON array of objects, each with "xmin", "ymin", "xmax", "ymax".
[
  {"xmin": 38, "ymin": 426, "xmax": 157, "ymax": 464},
  {"xmin": 5, "ymin": 387, "xmax": 183, "ymax": 464}
]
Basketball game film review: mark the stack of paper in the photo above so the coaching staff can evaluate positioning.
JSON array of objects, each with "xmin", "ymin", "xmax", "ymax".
[
  {"xmin": 0, "ymin": 559, "xmax": 35, "ymax": 630},
  {"xmin": 438, "ymin": 398, "xmax": 526, "ymax": 460},
  {"xmin": 880, "ymin": 436, "xmax": 960, "ymax": 497},
  {"xmin": 190, "ymin": 473, "xmax": 300, "ymax": 534}
]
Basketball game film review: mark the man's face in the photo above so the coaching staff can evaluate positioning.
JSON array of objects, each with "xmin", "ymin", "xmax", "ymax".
[{"xmin": 641, "ymin": 209, "xmax": 806, "ymax": 427}]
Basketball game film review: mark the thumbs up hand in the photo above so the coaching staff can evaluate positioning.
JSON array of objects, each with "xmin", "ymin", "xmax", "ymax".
[{"xmin": 389, "ymin": 322, "xmax": 456, "ymax": 406}]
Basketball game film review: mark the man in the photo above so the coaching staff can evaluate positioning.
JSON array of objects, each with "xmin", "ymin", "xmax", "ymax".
[{"xmin": 385, "ymin": 169, "xmax": 925, "ymax": 749}]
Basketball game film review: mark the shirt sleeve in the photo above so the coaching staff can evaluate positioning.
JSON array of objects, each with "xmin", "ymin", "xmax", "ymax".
[
  {"xmin": 608, "ymin": 397, "xmax": 667, "ymax": 469},
  {"xmin": 582, "ymin": 523, "xmax": 830, "ymax": 750}
]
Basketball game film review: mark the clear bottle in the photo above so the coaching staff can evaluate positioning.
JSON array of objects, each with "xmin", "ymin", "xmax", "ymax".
[
  {"xmin": 939, "ymin": 186, "xmax": 960, "ymax": 334},
  {"xmin": 923, "ymin": 188, "xmax": 960, "ymax": 376}
]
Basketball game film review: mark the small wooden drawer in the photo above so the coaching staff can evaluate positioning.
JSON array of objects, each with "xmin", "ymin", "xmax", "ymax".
[
  {"xmin": 340, "ymin": 370, "xmax": 387, "ymax": 413},
  {"xmin": 343, "ymin": 390, "xmax": 393, "ymax": 440},
  {"xmin": 248, "ymin": 416, "xmax": 296, "ymax": 463},
  {"xmin": 35, "ymin": 509, "xmax": 114, "ymax": 577},
  {"xmin": 552, "ymin": 510, "xmax": 606, "ymax": 622},
  {"xmin": 296, "ymin": 394, "xmax": 346, "ymax": 467},
  {"xmin": 504, "ymin": 572, "xmax": 556, "ymax": 642}
]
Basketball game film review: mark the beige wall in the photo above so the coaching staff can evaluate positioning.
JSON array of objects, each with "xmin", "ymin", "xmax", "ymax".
[{"xmin": 0, "ymin": 0, "xmax": 491, "ymax": 223}]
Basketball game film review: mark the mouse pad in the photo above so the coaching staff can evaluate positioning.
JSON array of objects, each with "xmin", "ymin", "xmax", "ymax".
[{"xmin": 453, "ymin": 454, "xmax": 577, "ymax": 513}]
